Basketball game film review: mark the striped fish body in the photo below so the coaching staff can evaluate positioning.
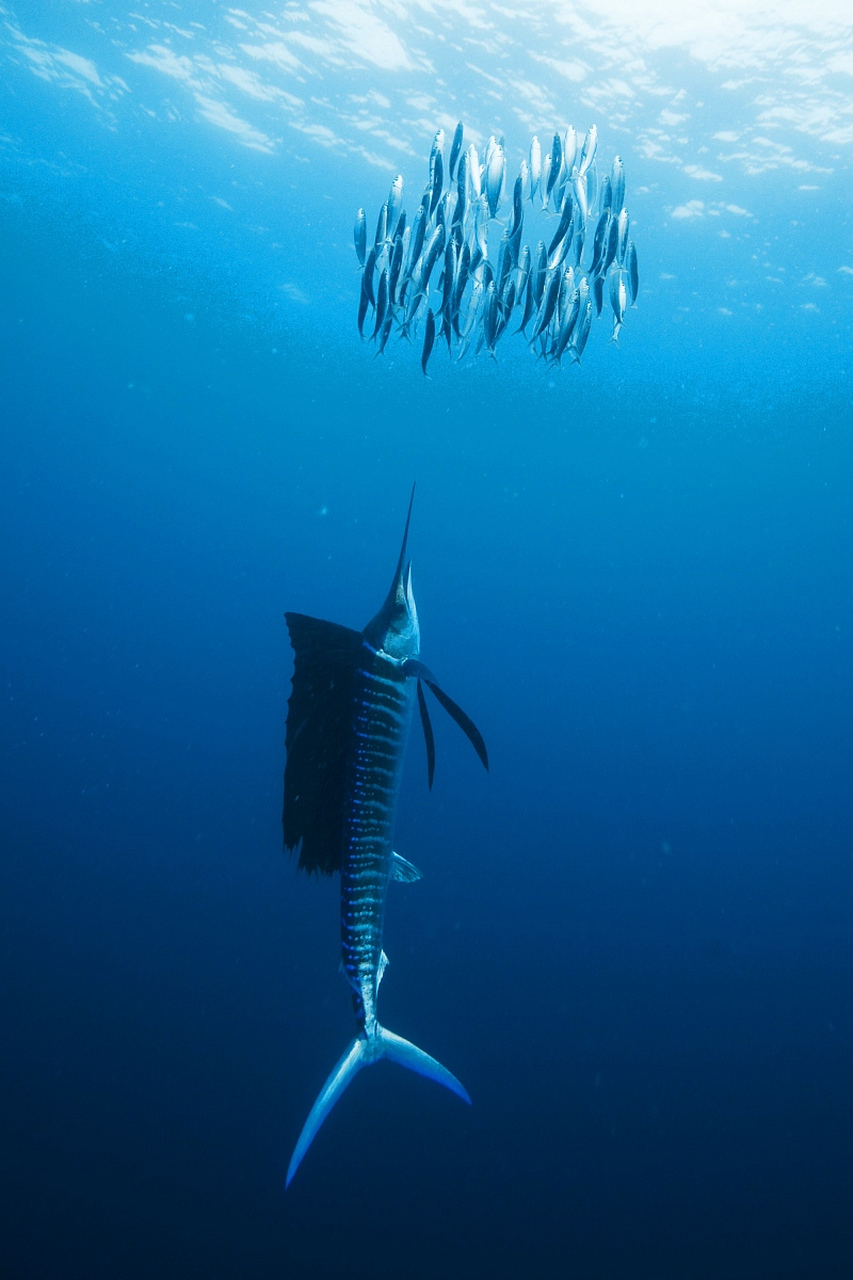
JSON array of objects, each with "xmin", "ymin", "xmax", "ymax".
[
  {"xmin": 340, "ymin": 651, "xmax": 415, "ymax": 1032},
  {"xmin": 283, "ymin": 492, "xmax": 489, "ymax": 1188}
]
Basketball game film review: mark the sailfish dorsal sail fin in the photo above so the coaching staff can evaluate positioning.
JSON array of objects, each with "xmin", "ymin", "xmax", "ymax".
[{"xmin": 283, "ymin": 612, "xmax": 364, "ymax": 875}]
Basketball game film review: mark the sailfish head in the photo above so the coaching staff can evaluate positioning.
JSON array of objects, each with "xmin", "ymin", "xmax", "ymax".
[{"xmin": 362, "ymin": 486, "xmax": 420, "ymax": 661}]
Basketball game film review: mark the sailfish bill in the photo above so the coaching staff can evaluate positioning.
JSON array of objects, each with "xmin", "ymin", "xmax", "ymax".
[{"xmin": 283, "ymin": 486, "xmax": 488, "ymax": 1185}]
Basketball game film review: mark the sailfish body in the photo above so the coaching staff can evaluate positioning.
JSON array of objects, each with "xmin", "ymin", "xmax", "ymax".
[{"xmin": 283, "ymin": 491, "xmax": 488, "ymax": 1187}]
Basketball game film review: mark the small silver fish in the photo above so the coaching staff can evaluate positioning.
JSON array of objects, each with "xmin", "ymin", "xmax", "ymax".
[
  {"xmin": 519, "ymin": 157, "xmax": 531, "ymax": 204},
  {"xmin": 387, "ymin": 176, "xmax": 404, "ymax": 234},
  {"xmin": 354, "ymin": 208, "xmax": 367, "ymax": 266},
  {"xmin": 448, "ymin": 122, "xmax": 464, "ymax": 181},
  {"xmin": 588, "ymin": 209, "xmax": 610, "ymax": 276},
  {"xmin": 552, "ymin": 286, "xmax": 580, "ymax": 362},
  {"xmin": 429, "ymin": 131, "xmax": 445, "ymax": 213},
  {"xmin": 483, "ymin": 280, "xmax": 499, "ymax": 353},
  {"xmin": 573, "ymin": 169, "xmax": 588, "ymax": 222},
  {"xmin": 546, "ymin": 133, "xmax": 562, "ymax": 200},
  {"xmin": 374, "ymin": 203, "xmax": 388, "ymax": 250},
  {"xmin": 389, "ymin": 234, "xmax": 404, "ymax": 305},
  {"xmin": 585, "ymin": 162, "xmax": 598, "ymax": 218},
  {"xmin": 372, "ymin": 268, "xmax": 389, "ymax": 340},
  {"xmin": 626, "ymin": 241, "xmax": 639, "ymax": 305},
  {"xmin": 608, "ymin": 268, "xmax": 627, "ymax": 342},
  {"xmin": 531, "ymin": 267, "xmax": 560, "ymax": 341},
  {"xmin": 611, "ymin": 157, "xmax": 625, "ymax": 217},
  {"xmin": 357, "ymin": 273, "xmax": 372, "ymax": 337},
  {"xmin": 407, "ymin": 205, "xmax": 427, "ymax": 276},
  {"xmin": 616, "ymin": 208, "xmax": 630, "ymax": 265},
  {"xmin": 531, "ymin": 240, "xmax": 548, "ymax": 306},
  {"xmin": 466, "ymin": 144, "xmax": 482, "ymax": 203},
  {"xmin": 563, "ymin": 126, "xmax": 578, "ymax": 176},
  {"xmin": 572, "ymin": 299, "xmax": 594, "ymax": 359},
  {"xmin": 363, "ymin": 245, "xmax": 377, "ymax": 307},
  {"xmin": 515, "ymin": 243, "xmax": 531, "ymax": 294},
  {"xmin": 455, "ymin": 151, "xmax": 468, "ymax": 226},
  {"xmin": 456, "ymin": 281, "xmax": 483, "ymax": 360},
  {"xmin": 485, "ymin": 141, "xmax": 505, "ymax": 217},
  {"xmin": 420, "ymin": 223, "xmax": 446, "ymax": 293},
  {"xmin": 603, "ymin": 215, "xmax": 619, "ymax": 274},
  {"xmin": 578, "ymin": 124, "xmax": 597, "ymax": 177},
  {"xmin": 599, "ymin": 175, "xmax": 613, "ymax": 214},
  {"xmin": 421, "ymin": 308, "xmax": 436, "ymax": 374},
  {"xmin": 592, "ymin": 272, "xmax": 605, "ymax": 317},
  {"xmin": 475, "ymin": 193, "xmax": 490, "ymax": 261},
  {"xmin": 529, "ymin": 136, "xmax": 541, "ymax": 199}
]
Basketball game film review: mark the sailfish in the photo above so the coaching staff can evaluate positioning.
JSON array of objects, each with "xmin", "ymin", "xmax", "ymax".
[{"xmin": 283, "ymin": 489, "xmax": 488, "ymax": 1187}]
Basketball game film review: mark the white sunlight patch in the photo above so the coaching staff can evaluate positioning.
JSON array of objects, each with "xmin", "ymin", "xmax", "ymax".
[
  {"xmin": 683, "ymin": 164, "xmax": 723, "ymax": 180},
  {"xmin": 4, "ymin": 0, "xmax": 853, "ymax": 179},
  {"xmin": 311, "ymin": 0, "xmax": 417, "ymax": 72},
  {"xmin": 7, "ymin": 23, "xmax": 127, "ymax": 108},
  {"xmin": 240, "ymin": 41, "xmax": 302, "ymax": 73},
  {"xmin": 195, "ymin": 95, "xmax": 276, "ymax": 151},
  {"xmin": 281, "ymin": 282, "xmax": 309, "ymax": 303},
  {"xmin": 53, "ymin": 50, "xmax": 102, "ymax": 85},
  {"xmin": 671, "ymin": 199, "xmax": 705, "ymax": 218},
  {"xmin": 127, "ymin": 45, "xmax": 198, "ymax": 86}
]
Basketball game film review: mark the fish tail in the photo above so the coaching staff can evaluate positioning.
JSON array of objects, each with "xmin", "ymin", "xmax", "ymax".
[
  {"xmin": 377, "ymin": 1026, "xmax": 471, "ymax": 1102},
  {"xmin": 285, "ymin": 1026, "xmax": 470, "ymax": 1187}
]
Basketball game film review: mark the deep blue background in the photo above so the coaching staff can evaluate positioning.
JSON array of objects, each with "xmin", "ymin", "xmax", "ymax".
[{"xmin": 2, "ymin": 128, "xmax": 853, "ymax": 1278}]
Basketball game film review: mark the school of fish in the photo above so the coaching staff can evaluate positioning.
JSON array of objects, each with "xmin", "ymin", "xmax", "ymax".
[{"xmin": 354, "ymin": 122, "xmax": 639, "ymax": 375}]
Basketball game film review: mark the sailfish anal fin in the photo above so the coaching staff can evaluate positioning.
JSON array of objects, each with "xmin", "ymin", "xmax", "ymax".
[
  {"xmin": 392, "ymin": 851, "xmax": 423, "ymax": 882},
  {"xmin": 404, "ymin": 659, "xmax": 489, "ymax": 776}
]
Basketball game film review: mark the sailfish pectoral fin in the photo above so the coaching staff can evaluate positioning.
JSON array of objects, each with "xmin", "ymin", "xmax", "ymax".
[
  {"xmin": 285, "ymin": 1026, "xmax": 470, "ymax": 1187},
  {"xmin": 404, "ymin": 659, "xmax": 489, "ymax": 774},
  {"xmin": 423, "ymin": 677, "xmax": 489, "ymax": 773},
  {"xmin": 416, "ymin": 678, "xmax": 436, "ymax": 789}
]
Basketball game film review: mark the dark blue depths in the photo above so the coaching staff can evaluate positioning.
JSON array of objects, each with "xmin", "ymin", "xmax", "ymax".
[{"xmin": 2, "ymin": 211, "xmax": 853, "ymax": 1280}]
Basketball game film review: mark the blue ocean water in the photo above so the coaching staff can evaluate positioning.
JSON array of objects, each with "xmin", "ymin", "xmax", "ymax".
[{"xmin": 2, "ymin": 4, "xmax": 853, "ymax": 1276}]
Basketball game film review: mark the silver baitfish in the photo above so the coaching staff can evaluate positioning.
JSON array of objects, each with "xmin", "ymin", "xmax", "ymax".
[
  {"xmin": 610, "ymin": 156, "xmax": 626, "ymax": 217},
  {"xmin": 485, "ymin": 139, "xmax": 505, "ymax": 217},
  {"xmin": 466, "ymin": 143, "xmax": 482, "ymax": 203},
  {"xmin": 387, "ymin": 175, "xmax": 404, "ymax": 233},
  {"xmin": 616, "ymin": 207, "xmax": 630, "ymax": 266},
  {"xmin": 353, "ymin": 118, "xmax": 637, "ymax": 371},
  {"xmin": 354, "ymin": 208, "xmax": 367, "ymax": 266},
  {"xmin": 546, "ymin": 132, "xmax": 562, "ymax": 200},
  {"xmin": 563, "ymin": 125, "xmax": 578, "ymax": 177},
  {"xmin": 448, "ymin": 121, "xmax": 464, "ymax": 181},
  {"xmin": 578, "ymin": 123, "xmax": 597, "ymax": 177},
  {"xmin": 374, "ymin": 202, "xmax": 388, "ymax": 250},
  {"xmin": 609, "ymin": 267, "xmax": 627, "ymax": 342},
  {"xmin": 421, "ymin": 307, "xmax": 436, "ymax": 374},
  {"xmin": 626, "ymin": 240, "xmax": 639, "ymax": 305},
  {"xmin": 529, "ymin": 135, "xmax": 542, "ymax": 199}
]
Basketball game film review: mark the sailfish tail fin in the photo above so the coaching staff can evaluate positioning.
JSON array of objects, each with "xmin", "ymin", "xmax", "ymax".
[
  {"xmin": 376, "ymin": 1027, "xmax": 471, "ymax": 1102},
  {"xmin": 286, "ymin": 1037, "xmax": 368, "ymax": 1189},
  {"xmin": 285, "ymin": 1026, "xmax": 470, "ymax": 1188}
]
